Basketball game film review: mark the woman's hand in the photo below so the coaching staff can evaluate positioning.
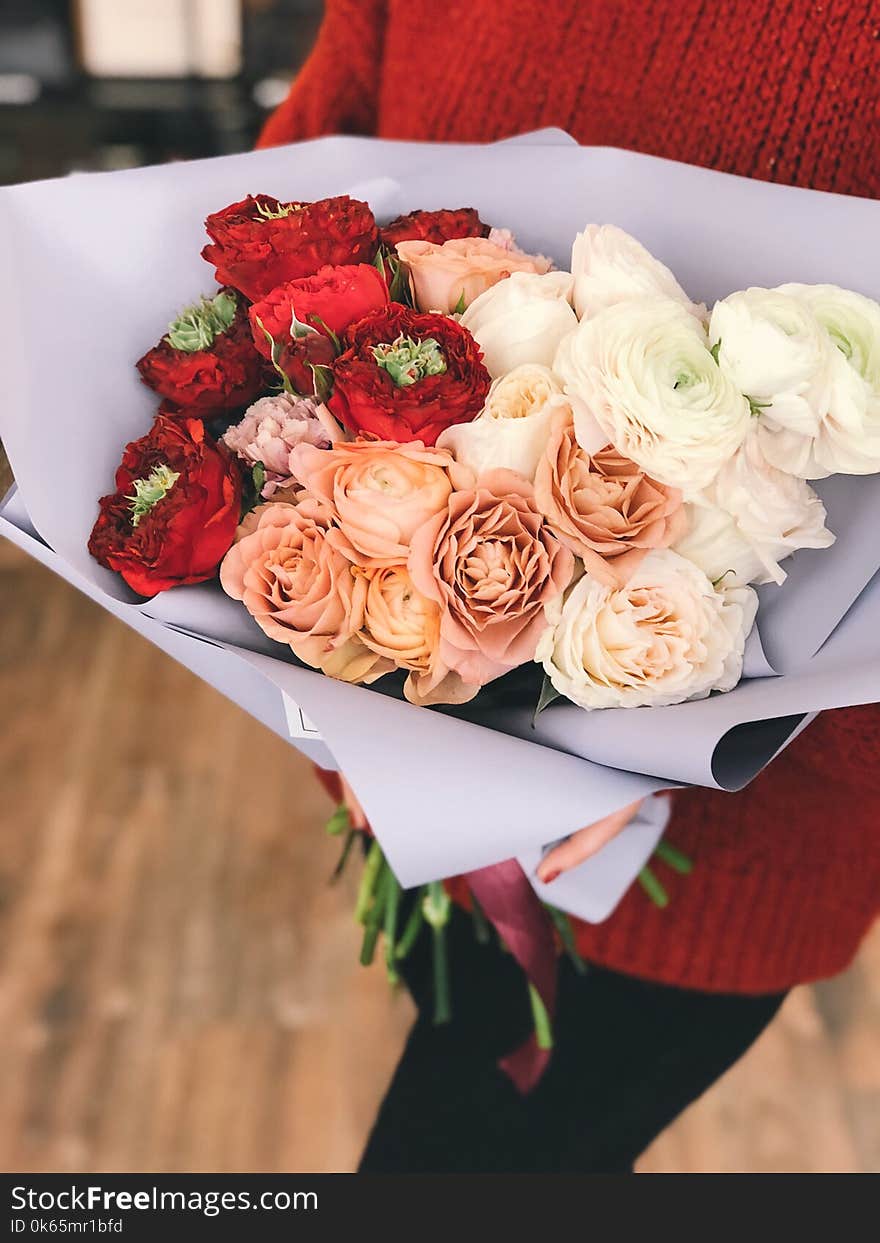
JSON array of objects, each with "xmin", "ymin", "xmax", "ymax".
[{"xmin": 536, "ymin": 799, "xmax": 645, "ymax": 885}]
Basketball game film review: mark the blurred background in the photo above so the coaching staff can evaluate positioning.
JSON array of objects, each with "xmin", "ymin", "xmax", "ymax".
[{"xmin": 1, "ymin": 0, "xmax": 879, "ymax": 1174}]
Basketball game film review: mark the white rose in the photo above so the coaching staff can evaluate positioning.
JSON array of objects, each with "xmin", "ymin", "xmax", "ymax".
[
  {"xmin": 761, "ymin": 283, "xmax": 880, "ymax": 477},
  {"xmin": 554, "ymin": 296, "xmax": 751, "ymax": 490},
  {"xmin": 436, "ymin": 364, "xmax": 562, "ymax": 481},
  {"xmin": 570, "ymin": 223, "xmax": 705, "ymax": 321},
  {"xmin": 709, "ymin": 287, "xmax": 836, "ymax": 459},
  {"xmin": 674, "ymin": 428, "xmax": 835, "ymax": 586},
  {"xmin": 459, "ymin": 270, "xmax": 578, "ymax": 378},
  {"xmin": 536, "ymin": 548, "xmax": 757, "ymax": 710}
]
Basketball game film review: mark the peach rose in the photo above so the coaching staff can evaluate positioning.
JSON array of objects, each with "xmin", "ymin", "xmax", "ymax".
[
  {"xmin": 352, "ymin": 563, "xmax": 473, "ymax": 705},
  {"xmin": 407, "ymin": 469, "xmax": 575, "ymax": 693},
  {"xmin": 290, "ymin": 438, "xmax": 455, "ymax": 567},
  {"xmin": 395, "ymin": 235, "xmax": 552, "ymax": 315},
  {"xmin": 534, "ymin": 403, "xmax": 687, "ymax": 586},
  {"xmin": 219, "ymin": 500, "xmax": 380, "ymax": 683}
]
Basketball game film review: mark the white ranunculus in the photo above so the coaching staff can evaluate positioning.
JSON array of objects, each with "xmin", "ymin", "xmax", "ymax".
[
  {"xmin": 536, "ymin": 548, "xmax": 757, "ymax": 710},
  {"xmin": 762, "ymin": 283, "xmax": 880, "ymax": 477},
  {"xmin": 436, "ymin": 364, "xmax": 562, "ymax": 481},
  {"xmin": 709, "ymin": 287, "xmax": 836, "ymax": 453},
  {"xmin": 459, "ymin": 270, "xmax": 578, "ymax": 378},
  {"xmin": 554, "ymin": 296, "xmax": 751, "ymax": 490},
  {"xmin": 674, "ymin": 428, "xmax": 835, "ymax": 587},
  {"xmin": 570, "ymin": 223, "xmax": 706, "ymax": 321}
]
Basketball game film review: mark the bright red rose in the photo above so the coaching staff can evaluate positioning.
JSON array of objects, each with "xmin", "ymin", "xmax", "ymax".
[
  {"xmin": 379, "ymin": 208, "xmax": 490, "ymax": 248},
  {"xmin": 249, "ymin": 263, "xmax": 389, "ymax": 355},
  {"xmin": 137, "ymin": 288, "xmax": 267, "ymax": 415},
  {"xmin": 202, "ymin": 194, "xmax": 379, "ymax": 300},
  {"xmin": 328, "ymin": 305, "xmax": 491, "ymax": 446},
  {"xmin": 88, "ymin": 415, "xmax": 242, "ymax": 597}
]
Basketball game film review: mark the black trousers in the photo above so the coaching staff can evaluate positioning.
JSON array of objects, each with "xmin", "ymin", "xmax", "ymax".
[{"xmin": 359, "ymin": 904, "xmax": 785, "ymax": 1173}]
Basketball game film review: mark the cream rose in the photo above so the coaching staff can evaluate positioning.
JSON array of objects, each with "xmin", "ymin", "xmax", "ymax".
[
  {"xmin": 555, "ymin": 296, "xmax": 751, "ymax": 490},
  {"xmin": 674, "ymin": 427, "xmax": 835, "ymax": 586},
  {"xmin": 290, "ymin": 439, "xmax": 454, "ymax": 566},
  {"xmin": 436, "ymin": 364, "xmax": 562, "ymax": 481},
  {"xmin": 395, "ymin": 235, "xmax": 552, "ymax": 315},
  {"xmin": 536, "ymin": 548, "xmax": 757, "ymax": 710},
  {"xmin": 458, "ymin": 270, "xmax": 578, "ymax": 377},
  {"xmin": 570, "ymin": 224, "xmax": 705, "ymax": 321},
  {"xmin": 759, "ymin": 283, "xmax": 880, "ymax": 477}
]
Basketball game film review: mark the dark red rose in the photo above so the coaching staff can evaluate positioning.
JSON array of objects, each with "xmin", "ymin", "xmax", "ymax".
[
  {"xmin": 379, "ymin": 208, "xmax": 490, "ymax": 249},
  {"xmin": 137, "ymin": 288, "xmax": 267, "ymax": 415},
  {"xmin": 88, "ymin": 415, "xmax": 242, "ymax": 598},
  {"xmin": 328, "ymin": 305, "xmax": 491, "ymax": 446},
  {"xmin": 202, "ymin": 194, "xmax": 379, "ymax": 300},
  {"xmin": 249, "ymin": 263, "xmax": 389, "ymax": 355}
]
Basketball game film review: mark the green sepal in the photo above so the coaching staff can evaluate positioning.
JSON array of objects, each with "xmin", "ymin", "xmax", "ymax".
[
  {"xmin": 533, "ymin": 674, "xmax": 561, "ymax": 724},
  {"xmin": 452, "ymin": 290, "xmax": 467, "ymax": 315},
  {"xmin": 325, "ymin": 802, "xmax": 350, "ymax": 837}
]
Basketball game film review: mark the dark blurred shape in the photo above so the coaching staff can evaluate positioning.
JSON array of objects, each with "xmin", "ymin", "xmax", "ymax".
[{"xmin": 0, "ymin": 0, "xmax": 322, "ymax": 185}]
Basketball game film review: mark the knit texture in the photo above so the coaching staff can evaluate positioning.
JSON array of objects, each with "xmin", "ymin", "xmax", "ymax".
[{"xmin": 260, "ymin": 0, "xmax": 880, "ymax": 993}]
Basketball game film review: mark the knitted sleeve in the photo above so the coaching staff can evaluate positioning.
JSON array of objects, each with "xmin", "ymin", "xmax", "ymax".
[
  {"xmin": 791, "ymin": 703, "xmax": 880, "ymax": 793},
  {"xmin": 256, "ymin": 0, "xmax": 388, "ymax": 148}
]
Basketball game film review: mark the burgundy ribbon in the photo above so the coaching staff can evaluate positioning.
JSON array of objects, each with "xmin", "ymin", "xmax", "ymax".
[{"xmin": 464, "ymin": 859, "xmax": 558, "ymax": 1093}]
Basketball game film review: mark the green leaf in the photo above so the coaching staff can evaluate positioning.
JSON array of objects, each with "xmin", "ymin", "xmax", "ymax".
[
  {"xmin": 306, "ymin": 314, "xmax": 341, "ymax": 354},
  {"xmin": 325, "ymin": 802, "xmax": 350, "ymax": 837},
  {"xmin": 533, "ymin": 674, "xmax": 561, "ymax": 723},
  {"xmin": 290, "ymin": 310, "xmax": 320, "ymax": 339},
  {"xmin": 254, "ymin": 315, "xmax": 296, "ymax": 396},
  {"xmin": 251, "ymin": 461, "xmax": 266, "ymax": 499},
  {"xmin": 653, "ymin": 838, "xmax": 694, "ymax": 875},
  {"xmin": 638, "ymin": 865, "xmax": 669, "ymax": 908},
  {"xmin": 452, "ymin": 290, "xmax": 467, "ymax": 315}
]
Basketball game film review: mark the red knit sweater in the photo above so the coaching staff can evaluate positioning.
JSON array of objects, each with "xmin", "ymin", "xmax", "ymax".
[{"xmin": 260, "ymin": 0, "xmax": 880, "ymax": 994}]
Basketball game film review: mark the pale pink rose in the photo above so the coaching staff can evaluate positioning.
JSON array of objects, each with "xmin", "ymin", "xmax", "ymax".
[
  {"xmin": 395, "ymin": 235, "xmax": 552, "ymax": 315},
  {"xmin": 534, "ymin": 404, "xmax": 688, "ymax": 587},
  {"xmin": 222, "ymin": 393, "xmax": 339, "ymax": 497},
  {"xmin": 219, "ymin": 499, "xmax": 381, "ymax": 683},
  {"xmin": 407, "ymin": 469, "xmax": 575, "ymax": 695},
  {"xmin": 290, "ymin": 439, "xmax": 455, "ymax": 567}
]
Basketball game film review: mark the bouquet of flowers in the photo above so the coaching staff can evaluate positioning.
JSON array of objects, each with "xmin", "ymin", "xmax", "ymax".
[
  {"xmin": 3, "ymin": 133, "xmax": 879, "ymax": 1085},
  {"xmin": 89, "ymin": 192, "xmax": 875, "ymax": 721}
]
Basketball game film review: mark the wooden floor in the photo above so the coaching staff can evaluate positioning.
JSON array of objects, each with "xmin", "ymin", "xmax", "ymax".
[{"xmin": 1, "ymin": 532, "xmax": 878, "ymax": 1173}]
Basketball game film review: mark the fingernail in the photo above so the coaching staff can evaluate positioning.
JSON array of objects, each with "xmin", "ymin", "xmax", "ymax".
[{"xmin": 537, "ymin": 866, "xmax": 560, "ymax": 885}]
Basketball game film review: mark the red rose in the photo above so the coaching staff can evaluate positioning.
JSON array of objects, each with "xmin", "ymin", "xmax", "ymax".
[
  {"xmin": 202, "ymin": 195, "xmax": 379, "ymax": 300},
  {"xmin": 137, "ymin": 288, "xmax": 267, "ymax": 415},
  {"xmin": 328, "ymin": 305, "xmax": 491, "ymax": 446},
  {"xmin": 88, "ymin": 415, "xmax": 242, "ymax": 598},
  {"xmin": 379, "ymin": 208, "xmax": 490, "ymax": 249},
  {"xmin": 249, "ymin": 263, "xmax": 390, "ymax": 354}
]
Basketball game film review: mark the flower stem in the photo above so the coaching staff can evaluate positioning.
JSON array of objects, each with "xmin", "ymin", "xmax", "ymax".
[
  {"xmin": 354, "ymin": 838, "xmax": 385, "ymax": 924},
  {"xmin": 360, "ymin": 862, "xmax": 389, "ymax": 966},
  {"xmin": 545, "ymin": 905, "xmax": 588, "ymax": 975},
  {"xmin": 330, "ymin": 828, "xmax": 357, "ymax": 883},
  {"xmin": 528, "ymin": 983, "xmax": 554, "ymax": 1051},
  {"xmin": 469, "ymin": 890, "xmax": 492, "ymax": 945},
  {"xmin": 653, "ymin": 839, "xmax": 694, "ymax": 874},
  {"xmin": 423, "ymin": 882, "xmax": 452, "ymax": 1025},
  {"xmin": 394, "ymin": 892, "xmax": 426, "ymax": 961},
  {"xmin": 638, "ymin": 865, "xmax": 670, "ymax": 908},
  {"xmin": 383, "ymin": 872, "xmax": 402, "ymax": 985}
]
